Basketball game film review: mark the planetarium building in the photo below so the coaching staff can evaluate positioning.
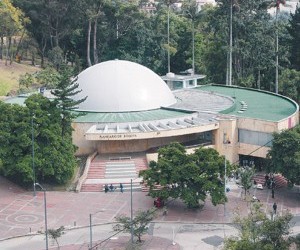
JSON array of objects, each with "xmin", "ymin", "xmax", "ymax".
[{"xmin": 71, "ymin": 59, "xmax": 299, "ymax": 166}]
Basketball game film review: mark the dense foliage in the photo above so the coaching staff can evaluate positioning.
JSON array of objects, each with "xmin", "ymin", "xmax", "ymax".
[
  {"xmin": 224, "ymin": 203, "xmax": 294, "ymax": 250},
  {"xmin": 268, "ymin": 126, "xmax": 300, "ymax": 185},
  {"xmin": 0, "ymin": 94, "xmax": 77, "ymax": 186},
  {"xmin": 139, "ymin": 142, "xmax": 230, "ymax": 208},
  {"xmin": 1, "ymin": 0, "xmax": 297, "ymax": 99}
]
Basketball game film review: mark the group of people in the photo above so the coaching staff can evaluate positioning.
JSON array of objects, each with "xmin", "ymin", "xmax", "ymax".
[
  {"xmin": 264, "ymin": 174, "xmax": 276, "ymax": 189},
  {"xmin": 104, "ymin": 183, "xmax": 124, "ymax": 193}
]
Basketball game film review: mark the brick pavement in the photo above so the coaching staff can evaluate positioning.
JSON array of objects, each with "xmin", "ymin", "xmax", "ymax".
[{"xmin": 0, "ymin": 176, "xmax": 299, "ymax": 247}]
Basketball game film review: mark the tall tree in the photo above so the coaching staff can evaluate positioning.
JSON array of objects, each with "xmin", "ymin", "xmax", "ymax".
[
  {"xmin": 287, "ymin": 4, "xmax": 300, "ymax": 71},
  {"xmin": 84, "ymin": 0, "xmax": 104, "ymax": 66},
  {"xmin": 12, "ymin": 0, "xmax": 79, "ymax": 67},
  {"xmin": 0, "ymin": 0, "xmax": 28, "ymax": 64},
  {"xmin": 279, "ymin": 68, "xmax": 300, "ymax": 102},
  {"xmin": 140, "ymin": 143, "xmax": 229, "ymax": 208},
  {"xmin": 51, "ymin": 67, "xmax": 87, "ymax": 138}
]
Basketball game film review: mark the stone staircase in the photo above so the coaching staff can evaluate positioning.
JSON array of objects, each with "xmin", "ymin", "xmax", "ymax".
[
  {"xmin": 81, "ymin": 183, "xmax": 104, "ymax": 192},
  {"xmin": 80, "ymin": 154, "xmax": 148, "ymax": 192},
  {"xmin": 105, "ymin": 161, "xmax": 137, "ymax": 179},
  {"xmin": 252, "ymin": 173, "xmax": 288, "ymax": 188},
  {"xmin": 87, "ymin": 158, "xmax": 106, "ymax": 179}
]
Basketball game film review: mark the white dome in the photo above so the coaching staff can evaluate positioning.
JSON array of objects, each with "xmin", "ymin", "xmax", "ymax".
[{"xmin": 73, "ymin": 60, "xmax": 177, "ymax": 112}]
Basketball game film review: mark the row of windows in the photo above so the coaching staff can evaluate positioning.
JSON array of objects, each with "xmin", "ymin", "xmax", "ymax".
[{"xmin": 238, "ymin": 129, "xmax": 273, "ymax": 147}]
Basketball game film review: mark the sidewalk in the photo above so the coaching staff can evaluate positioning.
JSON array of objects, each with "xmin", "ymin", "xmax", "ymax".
[{"xmin": 0, "ymin": 176, "xmax": 299, "ymax": 248}]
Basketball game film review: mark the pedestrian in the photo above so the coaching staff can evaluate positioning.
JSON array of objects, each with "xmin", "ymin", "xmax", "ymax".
[
  {"xmin": 272, "ymin": 189, "xmax": 275, "ymax": 198},
  {"xmin": 264, "ymin": 174, "xmax": 269, "ymax": 187},
  {"xmin": 104, "ymin": 184, "xmax": 109, "ymax": 193},
  {"xmin": 273, "ymin": 202, "xmax": 277, "ymax": 214},
  {"xmin": 120, "ymin": 183, "xmax": 123, "ymax": 193},
  {"xmin": 271, "ymin": 181, "xmax": 276, "ymax": 189},
  {"xmin": 109, "ymin": 184, "xmax": 115, "ymax": 192}
]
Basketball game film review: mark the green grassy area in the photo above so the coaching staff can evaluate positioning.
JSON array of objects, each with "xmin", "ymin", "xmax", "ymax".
[{"xmin": 0, "ymin": 60, "xmax": 40, "ymax": 96}]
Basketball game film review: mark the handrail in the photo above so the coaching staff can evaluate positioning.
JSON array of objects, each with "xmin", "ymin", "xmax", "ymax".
[{"xmin": 75, "ymin": 151, "xmax": 97, "ymax": 192}]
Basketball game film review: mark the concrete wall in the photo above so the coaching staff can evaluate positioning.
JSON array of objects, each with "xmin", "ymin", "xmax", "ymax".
[{"xmin": 72, "ymin": 123, "xmax": 97, "ymax": 155}]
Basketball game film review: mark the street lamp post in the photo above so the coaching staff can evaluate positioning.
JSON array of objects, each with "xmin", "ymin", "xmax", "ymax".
[
  {"xmin": 130, "ymin": 178, "xmax": 134, "ymax": 244},
  {"xmin": 89, "ymin": 209, "xmax": 106, "ymax": 249},
  {"xmin": 167, "ymin": 3, "xmax": 171, "ymax": 73},
  {"xmin": 31, "ymin": 116, "xmax": 36, "ymax": 197},
  {"xmin": 34, "ymin": 183, "xmax": 48, "ymax": 250},
  {"xmin": 89, "ymin": 213, "xmax": 93, "ymax": 250},
  {"xmin": 224, "ymin": 157, "xmax": 227, "ymax": 216}
]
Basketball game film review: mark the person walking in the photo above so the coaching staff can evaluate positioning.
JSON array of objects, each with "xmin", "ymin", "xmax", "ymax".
[
  {"xmin": 273, "ymin": 202, "xmax": 277, "ymax": 214},
  {"xmin": 120, "ymin": 183, "xmax": 123, "ymax": 193}
]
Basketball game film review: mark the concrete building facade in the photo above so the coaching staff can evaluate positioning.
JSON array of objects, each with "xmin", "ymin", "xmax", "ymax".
[{"xmin": 71, "ymin": 60, "xmax": 299, "ymax": 165}]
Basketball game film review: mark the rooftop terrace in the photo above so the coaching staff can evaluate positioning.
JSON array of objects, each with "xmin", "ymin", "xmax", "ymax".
[{"xmin": 198, "ymin": 85, "xmax": 298, "ymax": 122}]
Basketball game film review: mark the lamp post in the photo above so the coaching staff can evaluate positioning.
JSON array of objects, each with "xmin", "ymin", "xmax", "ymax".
[
  {"xmin": 89, "ymin": 213, "xmax": 93, "ymax": 250},
  {"xmin": 34, "ymin": 183, "xmax": 48, "ymax": 250},
  {"xmin": 130, "ymin": 178, "xmax": 133, "ymax": 244},
  {"xmin": 224, "ymin": 157, "xmax": 227, "ymax": 216},
  {"xmin": 31, "ymin": 115, "xmax": 36, "ymax": 196},
  {"xmin": 89, "ymin": 209, "xmax": 105, "ymax": 250},
  {"xmin": 275, "ymin": 7, "xmax": 279, "ymax": 94},
  {"xmin": 167, "ymin": 3, "xmax": 171, "ymax": 73}
]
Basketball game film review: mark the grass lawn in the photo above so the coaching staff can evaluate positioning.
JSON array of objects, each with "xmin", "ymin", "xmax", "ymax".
[{"xmin": 0, "ymin": 60, "xmax": 40, "ymax": 96}]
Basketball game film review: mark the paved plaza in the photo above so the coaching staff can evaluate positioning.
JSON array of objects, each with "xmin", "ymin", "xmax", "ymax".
[{"xmin": 0, "ymin": 176, "xmax": 299, "ymax": 249}]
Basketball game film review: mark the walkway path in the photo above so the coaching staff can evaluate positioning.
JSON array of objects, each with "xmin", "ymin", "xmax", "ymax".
[{"xmin": 0, "ymin": 176, "xmax": 299, "ymax": 249}]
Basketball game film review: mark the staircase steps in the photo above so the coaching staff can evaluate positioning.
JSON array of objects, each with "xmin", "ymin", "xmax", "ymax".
[
  {"xmin": 141, "ymin": 184, "xmax": 163, "ymax": 192},
  {"xmin": 87, "ymin": 161, "xmax": 106, "ymax": 179},
  {"xmin": 80, "ymin": 154, "xmax": 149, "ymax": 192},
  {"xmin": 252, "ymin": 173, "xmax": 288, "ymax": 188},
  {"xmin": 102, "ymin": 182, "xmax": 142, "ymax": 192},
  {"xmin": 105, "ymin": 161, "xmax": 137, "ymax": 179},
  {"xmin": 81, "ymin": 183, "xmax": 103, "ymax": 192}
]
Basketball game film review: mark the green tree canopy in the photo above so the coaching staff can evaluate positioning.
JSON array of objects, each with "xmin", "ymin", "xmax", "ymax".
[
  {"xmin": 268, "ymin": 126, "xmax": 300, "ymax": 185},
  {"xmin": 139, "ymin": 142, "xmax": 229, "ymax": 208},
  {"xmin": 113, "ymin": 208, "xmax": 156, "ymax": 243},
  {"xmin": 240, "ymin": 167, "xmax": 255, "ymax": 198},
  {"xmin": 287, "ymin": 4, "xmax": 300, "ymax": 71},
  {"xmin": 224, "ymin": 203, "xmax": 293, "ymax": 250},
  {"xmin": 0, "ymin": 94, "xmax": 78, "ymax": 186}
]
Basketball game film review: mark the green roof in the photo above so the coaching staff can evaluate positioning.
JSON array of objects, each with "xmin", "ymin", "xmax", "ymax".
[
  {"xmin": 198, "ymin": 85, "xmax": 298, "ymax": 122},
  {"xmin": 4, "ymin": 96, "xmax": 27, "ymax": 106},
  {"xmin": 74, "ymin": 108, "xmax": 193, "ymax": 123}
]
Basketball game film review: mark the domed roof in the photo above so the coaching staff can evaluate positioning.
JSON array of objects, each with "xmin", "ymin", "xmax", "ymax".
[{"xmin": 73, "ymin": 60, "xmax": 177, "ymax": 112}]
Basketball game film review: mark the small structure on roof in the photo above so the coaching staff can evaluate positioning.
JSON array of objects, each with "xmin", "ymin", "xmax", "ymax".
[{"xmin": 161, "ymin": 71, "xmax": 206, "ymax": 90}]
